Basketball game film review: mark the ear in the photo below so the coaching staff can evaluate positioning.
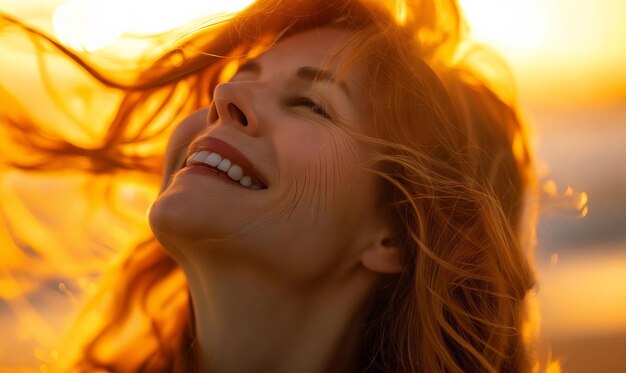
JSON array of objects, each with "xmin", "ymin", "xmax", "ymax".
[{"xmin": 360, "ymin": 237, "xmax": 403, "ymax": 274}]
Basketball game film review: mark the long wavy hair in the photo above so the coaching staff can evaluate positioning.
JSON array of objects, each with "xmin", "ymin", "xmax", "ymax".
[{"xmin": 1, "ymin": 0, "xmax": 541, "ymax": 372}]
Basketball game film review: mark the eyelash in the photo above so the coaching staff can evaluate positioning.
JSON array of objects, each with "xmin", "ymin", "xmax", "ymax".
[{"xmin": 291, "ymin": 96, "xmax": 331, "ymax": 119}]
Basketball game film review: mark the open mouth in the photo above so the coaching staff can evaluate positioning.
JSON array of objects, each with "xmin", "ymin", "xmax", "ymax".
[{"xmin": 185, "ymin": 151, "xmax": 267, "ymax": 190}]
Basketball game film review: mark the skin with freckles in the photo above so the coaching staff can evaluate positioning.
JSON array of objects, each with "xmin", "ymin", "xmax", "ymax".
[{"xmin": 148, "ymin": 27, "xmax": 402, "ymax": 372}]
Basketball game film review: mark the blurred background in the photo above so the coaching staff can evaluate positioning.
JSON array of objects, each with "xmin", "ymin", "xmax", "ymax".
[{"xmin": 0, "ymin": 0, "xmax": 624, "ymax": 372}]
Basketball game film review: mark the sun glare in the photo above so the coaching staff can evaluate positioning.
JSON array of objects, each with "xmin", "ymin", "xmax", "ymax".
[
  {"xmin": 50, "ymin": 0, "xmax": 626, "ymax": 105},
  {"xmin": 458, "ymin": 0, "xmax": 548, "ymax": 53},
  {"xmin": 458, "ymin": 0, "xmax": 626, "ymax": 104},
  {"xmin": 52, "ymin": 0, "xmax": 255, "ymax": 51}
]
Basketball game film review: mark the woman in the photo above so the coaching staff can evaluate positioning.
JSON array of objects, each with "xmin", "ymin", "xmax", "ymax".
[{"xmin": 1, "ymin": 0, "xmax": 540, "ymax": 372}]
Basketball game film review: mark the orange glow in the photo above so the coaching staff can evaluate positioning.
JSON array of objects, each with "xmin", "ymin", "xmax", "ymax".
[
  {"xmin": 550, "ymin": 253, "xmax": 559, "ymax": 266},
  {"xmin": 459, "ymin": 0, "xmax": 549, "ymax": 52},
  {"xmin": 0, "ymin": 0, "xmax": 622, "ymax": 371},
  {"xmin": 577, "ymin": 192, "xmax": 589, "ymax": 211},
  {"xmin": 395, "ymin": 1, "xmax": 408, "ymax": 26},
  {"xmin": 543, "ymin": 180, "xmax": 558, "ymax": 197},
  {"xmin": 52, "ymin": 0, "xmax": 255, "ymax": 51},
  {"xmin": 545, "ymin": 349, "xmax": 562, "ymax": 373},
  {"xmin": 511, "ymin": 132, "xmax": 526, "ymax": 166},
  {"xmin": 538, "ymin": 247, "xmax": 626, "ymax": 337},
  {"xmin": 541, "ymin": 180, "xmax": 589, "ymax": 219},
  {"xmin": 459, "ymin": 0, "xmax": 626, "ymax": 106},
  {"xmin": 218, "ymin": 60, "xmax": 242, "ymax": 85}
]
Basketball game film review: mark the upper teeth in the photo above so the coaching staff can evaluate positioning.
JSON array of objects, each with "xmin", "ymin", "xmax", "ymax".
[{"xmin": 186, "ymin": 151, "xmax": 262, "ymax": 189}]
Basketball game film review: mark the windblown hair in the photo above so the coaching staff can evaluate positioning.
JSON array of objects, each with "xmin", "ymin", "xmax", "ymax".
[{"xmin": 1, "ymin": 0, "xmax": 540, "ymax": 372}]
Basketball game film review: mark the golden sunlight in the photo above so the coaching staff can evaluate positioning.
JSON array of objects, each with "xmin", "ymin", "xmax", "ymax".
[
  {"xmin": 52, "ymin": 0, "xmax": 255, "ymax": 51},
  {"xmin": 458, "ymin": 0, "xmax": 626, "ymax": 63},
  {"xmin": 458, "ymin": 0, "xmax": 548, "ymax": 52},
  {"xmin": 0, "ymin": 1, "xmax": 623, "ymax": 371},
  {"xmin": 458, "ymin": 0, "xmax": 626, "ymax": 105},
  {"xmin": 47, "ymin": 0, "xmax": 626, "ymax": 104},
  {"xmin": 539, "ymin": 247, "xmax": 626, "ymax": 337}
]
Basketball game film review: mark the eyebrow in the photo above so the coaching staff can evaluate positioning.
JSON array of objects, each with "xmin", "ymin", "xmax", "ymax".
[{"xmin": 236, "ymin": 60, "xmax": 353, "ymax": 100}]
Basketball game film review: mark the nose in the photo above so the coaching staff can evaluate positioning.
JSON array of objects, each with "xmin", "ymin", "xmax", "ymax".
[{"xmin": 208, "ymin": 82, "xmax": 257, "ymax": 134}]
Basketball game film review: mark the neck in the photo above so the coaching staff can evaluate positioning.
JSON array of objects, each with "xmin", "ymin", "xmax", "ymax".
[{"xmin": 181, "ymin": 255, "xmax": 379, "ymax": 373}]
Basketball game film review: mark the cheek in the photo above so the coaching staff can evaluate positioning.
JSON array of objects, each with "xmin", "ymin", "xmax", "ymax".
[
  {"xmin": 272, "ymin": 127, "xmax": 365, "ymax": 230},
  {"xmin": 160, "ymin": 109, "xmax": 209, "ymax": 190}
]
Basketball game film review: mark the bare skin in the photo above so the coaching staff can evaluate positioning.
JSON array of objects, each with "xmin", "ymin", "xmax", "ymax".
[{"xmin": 149, "ymin": 27, "xmax": 402, "ymax": 373}]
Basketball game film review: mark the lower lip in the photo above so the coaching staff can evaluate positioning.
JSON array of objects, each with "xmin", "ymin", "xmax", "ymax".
[{"xmin": 184, "ymin": 165, "xmax": 255, "ymax": 190}]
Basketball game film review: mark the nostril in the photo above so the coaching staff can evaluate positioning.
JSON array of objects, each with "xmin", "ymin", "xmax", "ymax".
[{"xmin": 227, "ymin": 103, "xmax": 248, "ymax": 126}]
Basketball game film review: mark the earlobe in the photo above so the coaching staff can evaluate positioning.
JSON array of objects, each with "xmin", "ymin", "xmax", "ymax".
[{"xmin": 360, "ymin": 241, "xmax": 403, "ymax": 274}]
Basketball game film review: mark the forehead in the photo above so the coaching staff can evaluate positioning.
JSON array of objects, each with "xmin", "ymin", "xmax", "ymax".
[{"xmin": 253, "ymin": 27, "xmax": 358, "ymax": 74}]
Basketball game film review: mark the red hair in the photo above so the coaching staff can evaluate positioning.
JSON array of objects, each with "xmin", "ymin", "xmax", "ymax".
[{"xmin": 1, "ymin": 0, "xmax": 542, "ymax": 371}]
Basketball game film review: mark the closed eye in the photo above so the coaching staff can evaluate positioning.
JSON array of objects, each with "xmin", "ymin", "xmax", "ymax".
[{"xmin": 290, "ymin": 96, "xmax": 332, "ymax": 119}]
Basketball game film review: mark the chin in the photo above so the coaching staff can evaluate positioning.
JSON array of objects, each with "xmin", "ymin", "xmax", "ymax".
[
  {"xmin": 148, "ymin": 191, "xmax": 188, "ymax": 255},
  {"xmin": 149, "ymin": 185, "xmax": 256, "ymax": 257},
  {"xmin": 149, "ymin": 190, "xmax": 211, "ymax": 252}
]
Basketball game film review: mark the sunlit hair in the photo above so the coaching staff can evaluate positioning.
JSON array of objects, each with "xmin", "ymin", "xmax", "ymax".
[{"xmin": 1, "ymin": 0, "xmax": 543, "ymax": 371}]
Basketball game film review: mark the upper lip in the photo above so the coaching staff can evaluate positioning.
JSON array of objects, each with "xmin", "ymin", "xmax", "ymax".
[{"xmin": 185, "ymin": 136, "xmax": 269, "ymax": 187}]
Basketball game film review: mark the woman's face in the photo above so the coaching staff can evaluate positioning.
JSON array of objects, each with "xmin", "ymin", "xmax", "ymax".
[{"xmin": 150, "ymin": 27, "xmax": 387, "ymax": 283}]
